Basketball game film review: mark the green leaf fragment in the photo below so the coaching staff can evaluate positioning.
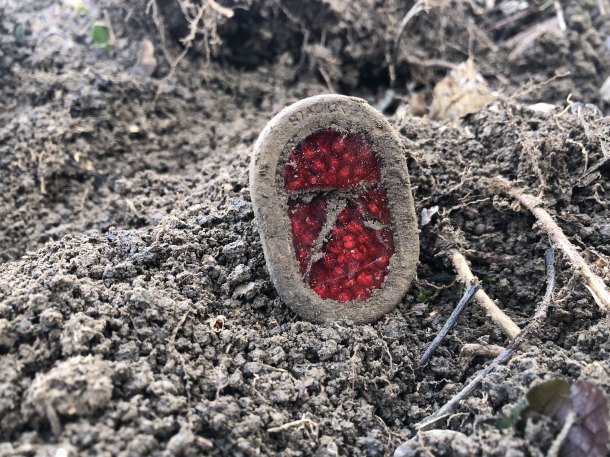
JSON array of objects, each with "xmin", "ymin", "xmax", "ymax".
[
  {"xmin": 497, "ymin": 398, "xmax": 529, "ymax": 429},
  {"xmin": 91, "ymin": 23, "xmax": 110, "ymax": 50},
  {"xmin": 524, "ymin": 378, "xmax": 571, "ymax": 418}
]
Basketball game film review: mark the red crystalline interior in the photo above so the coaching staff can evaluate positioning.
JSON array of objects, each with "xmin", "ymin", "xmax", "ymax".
[
  {"xmin": 284, "ymin": 128, "xmax": 381, "ymax": 191},
  {"xmin": 284, "ymin": 127, "xmax": 395, "ymax": 303},
  {"xmin": 309, "ymin": 202, "xmax": 394, "ymax": 302},
  {"xmin": 358, "ymin": 187, "xmax": 391, "ymax": 224}
]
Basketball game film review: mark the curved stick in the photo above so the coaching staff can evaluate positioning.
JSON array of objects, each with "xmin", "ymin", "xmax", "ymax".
[{"xmin": 496, "ymin": 177, "xmax": 610, "ymax": 312}]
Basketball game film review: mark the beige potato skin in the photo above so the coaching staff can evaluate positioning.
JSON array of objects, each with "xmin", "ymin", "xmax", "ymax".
[{"xmin": 250, "ymin": 95, "xmax": 419, "ymax": 323}]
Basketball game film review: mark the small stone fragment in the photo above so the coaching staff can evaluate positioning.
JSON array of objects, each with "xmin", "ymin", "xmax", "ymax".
[{"xmin": 473, "ymin": 223, "xmax": 487, "ymax": 236}]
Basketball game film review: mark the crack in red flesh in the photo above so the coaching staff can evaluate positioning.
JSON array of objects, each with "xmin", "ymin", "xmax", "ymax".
[
  {"xmin": 288, "ymin": 196, "xmax": 327, "ymax": 273},
  {"xmin": 284, "ymin": 128, "xmax": 394, "ymax": 303},
  {"xmin": 309, "ymin": 203, "xmax": 394, "ymax": 302},
  {"xmin": 357, "ymin": 187, "xmax": 391, "ymax": 224}
]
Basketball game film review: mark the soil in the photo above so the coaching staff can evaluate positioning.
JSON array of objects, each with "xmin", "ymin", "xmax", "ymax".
[{"xmin": 1, "ymin": 1, "xmax": 609, "ymax": 456}]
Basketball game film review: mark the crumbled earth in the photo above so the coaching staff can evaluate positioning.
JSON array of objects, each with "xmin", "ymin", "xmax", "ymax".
[{"xmin": 1, "ymin": 1, "xmax": 609, "ymax": 456}]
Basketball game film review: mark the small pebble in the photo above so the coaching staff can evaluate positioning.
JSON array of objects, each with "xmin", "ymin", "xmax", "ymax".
[{"xmin": 473, "ymin": 223, "xmax": 487, "ymax": 236}]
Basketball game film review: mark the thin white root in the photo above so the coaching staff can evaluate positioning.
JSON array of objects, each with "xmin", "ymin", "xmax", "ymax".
[
  {"xmin": 207, "ymin": 0, "xmax": 234, "ymax": 18},
  {"xmin": 451, "ymin": 250, "xmax": 521, "ymax": 339},
  {"xmin": 496, "ymin": 177, "xmax": 610, "ymax": 313},
  {"xmin": 553, "ymin": 1, "xmax": 567, "ymax": 32},
  {"xmin": 268, "ymin": 415, "xmax": 319, "ymax": 441}
]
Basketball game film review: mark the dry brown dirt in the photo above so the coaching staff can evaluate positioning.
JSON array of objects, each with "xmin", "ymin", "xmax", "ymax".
[{"xmin": 1, "ymin": 1, "xmax": 609, "ymax": 456}]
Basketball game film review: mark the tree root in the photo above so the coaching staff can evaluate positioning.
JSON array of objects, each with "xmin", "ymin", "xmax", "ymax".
[{"xmin": 451, "ymin": 250, "xmax": 521, "ymax": 339}]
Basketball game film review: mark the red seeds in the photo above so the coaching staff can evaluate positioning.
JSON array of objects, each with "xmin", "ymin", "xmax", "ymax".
[
  {"xmin": 284, "ymin": 128, "xmax": 381, "ymax": 191},
  {"xmin": 291, "ymin": 200, "xmax": 394, "ymax": 303},
  {"xmin": 358, "ymin": 187, "xmax": 391, "ymax": 224},
  {"xmin": 284, "ymin": 128, "xmax": 395, "ymax": 303}
]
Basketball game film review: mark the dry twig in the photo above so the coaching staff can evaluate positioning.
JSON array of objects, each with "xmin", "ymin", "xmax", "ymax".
[
  {"xmin": 420, "ymin": 283, "xmax": 479, "ymax": 364},
  {"xmin": 495, "ymin": 177, "xmax": 610, "ymax": 312},
  {"xmin": 451, "ymin": 250, "xmax": 521, "ymax": 339},
  {"xmin": 390, "ymin": 0, "xmax": 428, "ymax": 86},
  {"xmin": 416, "ymin": 248, "xmax": 556, "ymax": 431}
]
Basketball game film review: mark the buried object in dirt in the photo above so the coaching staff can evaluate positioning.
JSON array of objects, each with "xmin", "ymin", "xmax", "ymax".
[{"xmin": 250, "ymin": 95, "xmax": 418, "ymax": 323}]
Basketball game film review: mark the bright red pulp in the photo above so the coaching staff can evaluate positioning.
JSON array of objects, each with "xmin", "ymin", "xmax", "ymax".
[{"xmin": 284, "ymin": 129, "xmax": 395, "ymax": 303}]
